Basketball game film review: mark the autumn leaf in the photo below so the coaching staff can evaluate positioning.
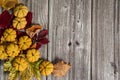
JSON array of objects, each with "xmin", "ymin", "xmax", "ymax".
[
  {"xmin": 52, "ymin": 61, "xmax": 71, "ymax": 77},
  {"xmin": 1, "ymin": 0, "xmax": 20, "ymax": 10},
  {"xmin": 36, "ymin": 38, "xmax": 49, "ymax": 49},
  {"xmin": 8, "ymin": 68, "xmax": 18, "ymax": 80},
  {"xmin": 16, "ymin": 30, "xmax": 27, "ymax": 39},
  {"xmin": 4, "ymin": 61, "xmax": 12, "ymax": 71},
  {"xmin": 0, "ymin": 29, "xmax": 4, "ymax": 38},
  {"xmin": 0, "ymin": 10, "xmax": 14, "ymax": 28},
  {"xmin": 0, "ymin": 0, "xmax": 3, "ymax": 6},
  {"xmin": 38, "ymin": 29, "xmax": 48, "ymax": 40},
  {"xmin": 30, "ymin": 43, "xmax": 37, "ymax": 49},
  {"xmin": 20, "ymin": 66, "xmax": 32, "ymax": 80},
  {"xmin": 35, "ymin": 30, "xmax": 49, "ymax": 49},
  {"xmin": 26, "ymin": 12, "xmax": 32, "ymax": 27},
  {"xmin": 26, "ymin": 25, "xmax": 42, "ymax": 38}
]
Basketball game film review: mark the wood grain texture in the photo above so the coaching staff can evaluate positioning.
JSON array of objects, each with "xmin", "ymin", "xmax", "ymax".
[
  {"xmin": 48, "ymin": 0, "xmax": 73, "ymax": 80},
  {"xmin": 92, "ymin": 0, "xmax": 115, "ymax": 80},
  {"xmin": 74, "ymin": 0, "xmax": 91, "ymax": 80},
  {"xmin": 114, "ymin": 0, "xmax": 120, "ymax": 80},
  {"xmin": 0, "ymin": 0, "xmax": 120, "ymax": 80},
  {"xmin": 48, "ymin": 0, "xmax": 91, "ymax": 80}
]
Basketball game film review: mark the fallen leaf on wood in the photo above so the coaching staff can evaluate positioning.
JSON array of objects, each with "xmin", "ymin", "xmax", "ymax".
[
  {"xmin": 52, "ymin": 61, "xmax": 71, "ymax": 77},
  {"xmin": 36, "ymin": 38, "xmax": 49, "ymax": 49},
  {"xmin": 38, "ymin": 30, "xmax": 48, "ymax": 40},
  {"xmin": 33, "ymin": 30, "xmax": 49, "ymax": 49},
  {"xmin": 26, "ymin": 25, "xmax": 42, "ymax": 38}
]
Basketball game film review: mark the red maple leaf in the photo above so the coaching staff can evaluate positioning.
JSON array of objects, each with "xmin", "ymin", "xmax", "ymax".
[
  {"xmin": 16, "ymin": 30, "xmax": 27, "ymax": 39},
  {"xmin": 35, "ymin": 29, "xmax": 49, "ymax": 49},
  {"xmin": 0, "ymin": 29, "xmax": 4, "ymax": 38},
  {"xmin": 26, "ymin": 12, "xmax": 32, "ymax": 27},
  {"xmin": 0, "ymin": 10, "xmax": 14, "ymax": 28}
]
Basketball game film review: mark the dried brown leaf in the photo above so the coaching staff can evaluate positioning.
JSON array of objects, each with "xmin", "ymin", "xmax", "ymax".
[
  {"xmin": 53, "ymin": 61, "xmax": 71, "ymax": 77},
  {"xmin": 30, "ymin": 43, "xmax": 37, "ymax": 49},
  {"xmin": 26, "ymin": 25, "xmax": 42, "ymax": 38}
]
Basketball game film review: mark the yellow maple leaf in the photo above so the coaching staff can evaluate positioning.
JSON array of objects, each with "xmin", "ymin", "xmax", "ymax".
[
  {"xmin": 0, "ymin": 0, "xmax": 3, "ymax": 6},
  {"xmin": 1, "ymin": 0, "xmax": 20, "ymax": 10}
]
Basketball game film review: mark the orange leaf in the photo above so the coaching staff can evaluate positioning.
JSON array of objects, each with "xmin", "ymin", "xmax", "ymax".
[
  {"xmin": 52, "ymin": 61, "xmax": 71, "ymax": 77},
  {"xmin": 30, "ymin": 43, "xmax": 37, "ymax": 49},
  {"xmin": 0, "ymin": 0, "xmax": 3, "ymax": 6},
  {"xmin": 26, "ymin": 25, "xmax": 42, "ymax": 38}
]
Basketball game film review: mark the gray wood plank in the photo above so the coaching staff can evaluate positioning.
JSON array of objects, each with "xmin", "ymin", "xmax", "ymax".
[
  {"xmin": 48, "ymin": 0, "xmax": 91, "ymax": 80},
  {"xmin": 114, "ymin": 0, "xmax": 120, "ymax": 80},
  {"xmin": 92, "ymin": 0, "xmax": 115, "ymax": 80},
  {"xmin": 0, "ymin": 61, "xmax": 4, "ymax": 80},
  {"xmin": 74, "ymin": 0, "xmax": 91, "ymax": 80},
  {"xmin": 48, "ymin": 0, "xmax": 72, "ymax": 79}
]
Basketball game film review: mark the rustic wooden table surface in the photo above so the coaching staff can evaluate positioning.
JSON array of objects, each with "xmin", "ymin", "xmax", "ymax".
[{"xmin": 0, "ymin": 0, "xmax": 120, "ymax": 80}]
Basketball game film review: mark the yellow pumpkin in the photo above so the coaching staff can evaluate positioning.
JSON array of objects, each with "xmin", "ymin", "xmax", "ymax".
[
  {"xmin": 1, "ymin": 0, "xmax": 20, "ymax": 10},
  {"xmin": 0, "ymin": 45, "xmax": 8, "ymax": 60},
  {"xmin": 6, "ymin": 43, "xmax": 20, "ymax": 57},
  {"xmin": 13, "ymin": 17, "xmax": 27, "ymax": 29},
  {"xmin": 26, "ymin": 49, "xmax": 40, "ymax": 62},
  {"xmin": 3, "ymin": 28, "xmax": 16, "ymax": 42},
  {"xmin": 0, "ymin": 36, "xmax": 5, "ymax": 44},
  {"xmin": 39, "ymin": 61, "xmax": 53, "ymax": 76},
  {"xmin": 14, "ymin": 4, "xmax": 28, "ymax": 18},
  {"xmin": 18, "ymin": 36, "xmax": 32, "ymax": 50},
  {"xmin": 13, "ymin": 57, "xmax": 28, "ymax": 71}
]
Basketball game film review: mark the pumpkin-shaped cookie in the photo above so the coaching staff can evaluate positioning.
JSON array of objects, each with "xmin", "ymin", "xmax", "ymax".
[
  {"xmin": 26, "ymin": 49, "xmax": 40, "ymax": 62},
  {"xmin": 3, "ymin": 28, "xmax": 16, "ymax": 42},
  {"xmin": 13, "ymin": 57, "xmax": 28, "ymax": 71},
  {"xmin": 6, "ymin": 43, "xmax": 20, "ymax": 57},
  {"xmin": 39, "ymin": 61, "xmax": 53, "ymax": 76},
  {"xmin": 18, "ymin": 36, "xmax": 32, "ymax": 50},
  {"xmin": 13, "ymin": 17, "xmax": 27, "ymax": 29},
  {"xmin": 0, "ymin": 45, "xmax": 8, "ymax": 60},
  {"xmin": 14, "ymin": 4, "xmax": 28, "ymax": 18}
]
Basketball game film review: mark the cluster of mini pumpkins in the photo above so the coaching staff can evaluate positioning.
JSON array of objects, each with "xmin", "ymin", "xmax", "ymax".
[
  {"xmin": 13, "ymin": 4, "xmax": 28, "ymax": 29},
  {"xmin": 0, "ymin": 3, "xmax": 54, "ymax": 79}
]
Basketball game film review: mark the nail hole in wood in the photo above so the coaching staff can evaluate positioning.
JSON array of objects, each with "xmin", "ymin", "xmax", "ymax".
[
  {"xmin": 76, "ymin": 41, "xmax": 80, "ymax": 45},
  {"xmin": 64, "ymin": 6, "xmax": 67, "ymax": 8},
  {"xmin": 68, "ymin": 42, "xmax": 72, "ymax": 46},
  {"xmin": 110, "ymin": 62, "xmax": 117, "ymax": 74}
]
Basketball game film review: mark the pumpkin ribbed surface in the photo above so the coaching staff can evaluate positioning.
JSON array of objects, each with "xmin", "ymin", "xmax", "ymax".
[
  {"xmin": 0, "ymin": 45, "xmax": 8, "ymax": 60},
  {"xmin": 14, "ymin": 4, "xmax": 28, "ymax": 18},
  {"xmin": 13, "ymin": 17, "xmax": 27, "ymax": 29},
  {"xmin": 18, "ymin": 36, "xmax": 32, "ymax": 50},
  {"xmin": 26, "ymin": 49, "xmax": 40, "ymax": 62},
  {"xmin": 39, "ymin": 61, "xmax": 53, "ymax": 76},
  {"xmin": 6, "ymin": 43, "xmax": 20, "ymax": 57},
  {"xmin": 3, "ymin": 28, "xmax": 16, "ymax": 42},
  {"xmin": 13, "ymin": 57, "xmax": 28, "ymax": 71}
]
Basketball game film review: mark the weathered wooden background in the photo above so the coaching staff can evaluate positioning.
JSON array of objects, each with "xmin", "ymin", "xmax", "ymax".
[{"xmin": 0, "ymin": 0, "xmax": 120, "ymax": 80}]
